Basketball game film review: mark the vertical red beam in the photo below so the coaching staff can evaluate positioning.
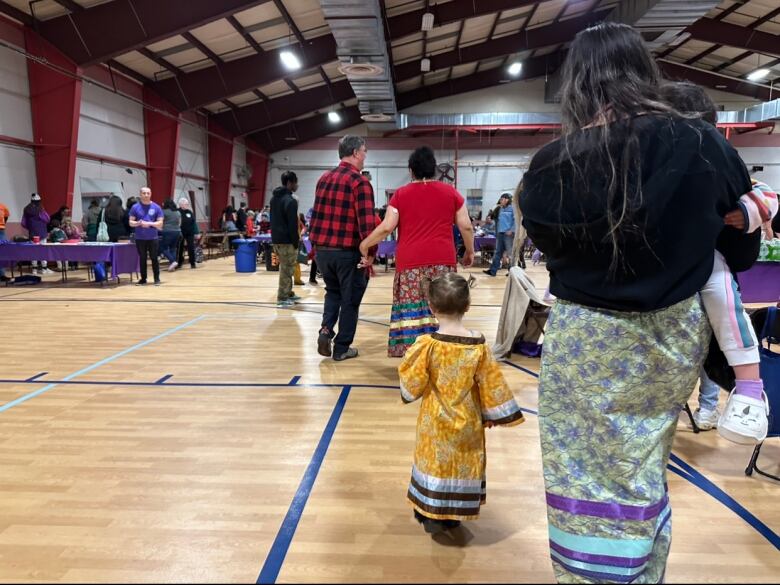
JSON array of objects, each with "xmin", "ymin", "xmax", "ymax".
[
  {"xmin": 246, "ymin": 143, "xmax": 268, "ymax": 210},
  {"xmin": 143, "ymin": 87, "xmax": 181, "ymax": 203},
  {"xmin": 25, "ymin": 29, "xmax": 81, "ymax": 211},
  {"xmin": 208, "ymin": 123, "xmax": 234, "ymax": 229}
]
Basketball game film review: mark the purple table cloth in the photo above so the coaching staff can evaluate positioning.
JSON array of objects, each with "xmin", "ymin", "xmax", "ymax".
[
  {"xmin": 738, "ymin": 262, "xmax": 780, "ymax": 304},
  {"xmin": 475, "ymin": 236, "xmax": 496, "ymax": 251},
  {"xmin": 0, "ymin": 242, "xmax": 139, "ymax": 279}
]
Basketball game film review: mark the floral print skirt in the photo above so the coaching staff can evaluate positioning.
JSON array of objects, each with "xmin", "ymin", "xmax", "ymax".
[
  {"xmin": 388, "ymin": 264, "xmax": 455, "ymax": 357},
  {"xmin": 538, "ymin": 295, "xmax": 710, "ymax": 584}
]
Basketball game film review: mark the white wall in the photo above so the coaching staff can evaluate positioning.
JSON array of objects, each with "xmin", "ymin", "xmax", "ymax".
[
  {"xmin": 73, "ymin": 159, "xmax": 148, "ymax": 221},
  {"xmin": 74, "ymin": 83, "xmax": 147, "ymax": 219},
  {"xmin": 737, "ymin": 147, "xmax": 780, "ymax": 191},
  {"xmin": 0, "ymin": 47, "xmax": 33, "ymax": 142},
  {"xmin": 268, "ymin": 148, "xmax": 531, "ymax": 219},
  {"xmin": 230, "ymin": 139, "xmax": 248, "ymax": 209},
  {"xmin": 0, "ymin": 145, "xmax": 37, "ymax": 226},
  {"xmin": 77, "ymin": 83, "xmax": 145, "ymax": 163},
  {"xmin": 176, "ymin": 121, "xmax": 209, "ymax": 223},
  {"xmin": 0, "ymin": 46, "xmax": 36, "ymax": 229}
]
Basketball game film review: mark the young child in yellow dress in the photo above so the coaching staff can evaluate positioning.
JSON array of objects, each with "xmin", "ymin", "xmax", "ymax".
[{"xmin": 398, "ymin": 272, "xmax": 525, "ymax": 534}]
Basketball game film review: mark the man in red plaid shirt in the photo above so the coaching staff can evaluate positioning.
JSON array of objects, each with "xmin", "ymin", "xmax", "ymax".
[{"xmin": 309, "ymin": 135, "xmax": 378, "ymax": 361}]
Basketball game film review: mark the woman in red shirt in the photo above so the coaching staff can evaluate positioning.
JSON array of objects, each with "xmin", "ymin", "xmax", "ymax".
[{"xmin": 359, "ymin": 146, "xmax": 475, "ymax": 356}]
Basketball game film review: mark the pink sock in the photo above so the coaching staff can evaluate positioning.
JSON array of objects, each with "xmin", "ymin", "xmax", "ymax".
[{"xmin": 735, "ymin": 379, "xmax": 764, "ymax": 400}]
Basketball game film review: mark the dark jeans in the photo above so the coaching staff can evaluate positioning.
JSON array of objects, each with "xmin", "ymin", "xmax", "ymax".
[
  {"xmin": 178, "ymin": 232, "xmax": 196, "ymax": 267},
  {"xmin": 160, "ymin": 230, "xmax": 181, "ymax": 264},
  {"xmin": 316, "ymin": 248, "xmax": 369, "ymax": 355},
  {"xmin": 309, "ymin": 259, "xmax": 318, "ymax": 282},
  {"xmin": 136, "ymin": 238, "xmax": 160, "ymax": 282}
]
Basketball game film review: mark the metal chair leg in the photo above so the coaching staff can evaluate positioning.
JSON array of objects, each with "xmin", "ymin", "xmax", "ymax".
[{"xmin": 685, "ymin": 403, "xmax": 700, "ymax": 433}]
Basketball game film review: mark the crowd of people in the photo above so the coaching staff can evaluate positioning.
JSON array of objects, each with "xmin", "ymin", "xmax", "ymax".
[
  {"xmin": 0, "ymin": 190, "xmax": 203, "ymax": 282},
  {"xmin": 265, "ymin": 21, "xmax": 780, "ymax": 583}
]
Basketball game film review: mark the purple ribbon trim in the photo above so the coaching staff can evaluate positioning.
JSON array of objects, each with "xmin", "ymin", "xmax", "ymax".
[
  {"xmin": 549, "ymin": 540, "xmax": 650, "ymax": 569},
  {"xmin": 546, "ymin": 491, "xmax": 668, "ymax": 521}
]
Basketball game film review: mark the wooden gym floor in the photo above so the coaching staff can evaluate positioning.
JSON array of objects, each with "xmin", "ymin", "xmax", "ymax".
[{"xmin": 0, "ymin": 257, "xmax": 778, "ymax": 583}]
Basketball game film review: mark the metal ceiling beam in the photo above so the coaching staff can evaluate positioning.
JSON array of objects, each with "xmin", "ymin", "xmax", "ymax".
[
  {"xmin": 138, "ymin": 47, "xmax": 184, "ymax": 77},
  {"xmin": 273, "ymin": 0, "xmax": 305, "ymax": 45},
  {"xmin": 397, "ymin": 51, "xmax": 566, "ymax": 110},
  {"xmin": 182, "ymin": 31, "xmax": 224, "ymax": 65},
  {"xmin": 393, "ymin": 10, "xmax": 608, "ymax": 81},
  {"xmin": 385, "ymin": 0, "xmax": 538, "ymax": 39},
  {"xmin": 35, "ymin": 0, "xmax": 272, "ymax": 67},
  {"xmin": 250, "ymin": 106, "xmax": 364, "ymax": 152},
  {"xmin": 150, "ymin": 34, "xmax": 338, "ymax": 111},
  {"xmin": 0, "ymin": 1, "xmax": 33, "ymax": 26},
  {"xmin": 52, "ymin": 0, "xmax": 84, "ymax": 12},
  {"xmin": 659, "ymin": 60, "xmax": 772, "ymax": 101},
  {"xmin": 227, "ymin": 15, "xmax": 265, "ymax": 54},
  {"xmin": 687, "ymin": 18, "xmax": 780, "ymax": 57},
  {"xmin": 211, "ymin": 79, "xmax": 355, "ymax": 136}
]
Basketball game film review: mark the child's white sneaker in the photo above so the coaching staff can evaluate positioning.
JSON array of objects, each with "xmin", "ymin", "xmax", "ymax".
[
  {"xmin": 692, "ymin": 407, "xmax": 719, "ymax": 431},
  {"xmin": 718, "ymin": 388, "xmax": 769, "ymax": 445}
]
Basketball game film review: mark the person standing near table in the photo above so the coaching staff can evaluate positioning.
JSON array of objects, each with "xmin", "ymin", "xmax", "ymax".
[
  {"xmin": 0, "ymin": 200, "xmax": 9, "ymax": 281},
  {"xmin": 22, "ymin": 193, "xmax": 52, "ymax": 274},
  {"xmin": 309, "ymin": 135, "xmax": 379, "ymax": 361},
  {"xmin": 160, "ymin": 198, "xmax": 181, "ymax": 271},
  {"xmin": 270, "ymin": 171, "xmax": 301, "ymax": 306},
  {"xmin": 483, "ymin": 193, "xmax": 514, "ymax": 277},
  {"xmin": 129, "ymin": 187, "xmax": 163, "ymax": 285},
  {"xmin": 177, "ymin": 197, "xmax": 199, "ymax": 269}
]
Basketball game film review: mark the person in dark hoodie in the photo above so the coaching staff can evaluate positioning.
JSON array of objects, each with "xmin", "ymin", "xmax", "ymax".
[
  {"xmin": 271, "ymin": 171, "xmax": 301, "ymax": 306},
  {"xmin": 177, "ymin": 197, "xmax": 199, "ymax": 269}
]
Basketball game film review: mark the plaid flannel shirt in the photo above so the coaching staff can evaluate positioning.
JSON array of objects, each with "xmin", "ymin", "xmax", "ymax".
[{"xmin": 309, "ymin": 161, "xmax": 378, "ymax": 250}]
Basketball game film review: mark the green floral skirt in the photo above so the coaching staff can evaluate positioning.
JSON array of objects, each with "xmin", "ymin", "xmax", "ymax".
[{"xmin": 539, "ymin": 295, "xmax": 710, "ymax": 583}]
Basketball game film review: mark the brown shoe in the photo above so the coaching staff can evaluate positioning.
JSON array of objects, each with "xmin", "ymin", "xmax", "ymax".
[{"xmin": 317, "ymin": 331, "xmax": 332, "ymax": 357}]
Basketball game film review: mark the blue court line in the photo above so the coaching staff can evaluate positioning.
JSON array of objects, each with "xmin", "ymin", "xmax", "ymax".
[
  {"xmin": 257, "ymin": 385, "xmax": 352, "ymax": 584},
  {"xmin": 288, "ymin": 376, "xmax": 301, "ymax": 386},
  {"xmin": 24, "ymin": 372, "xmax": 47, "ymax": 382},
  {"xmin": 155, "ymin": 374, "xmax": 174, "ymax": 385},
  {"xmin": 0, "ymin": 377, "xmax": 398, "ymax": 391},
  {"xmin": 669, "ymin": 453, "xmax": 780, "ymax": 551},
  {"xmin": 0, "ymin": 316, "xmax": 205, "ymax": 413},
  {"xmin": 500, "ymin": 359, "xmax": 780, "ymax": 552}
]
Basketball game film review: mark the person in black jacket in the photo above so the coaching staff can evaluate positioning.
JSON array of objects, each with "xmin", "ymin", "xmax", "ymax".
[
  {"xmin": 177, "ymin": 198, "xmax": 199, "ymax": 269},
  {"xmin": 104, "ymin": 195, "xmax": 127, "ymax": 242},
  {"xmin": 237, "ymin": 202, "xmax": 248, "ymax": 232},
  {"xmin": 271, "ymin": 172, "xmax": 300, "ymax": 306}
]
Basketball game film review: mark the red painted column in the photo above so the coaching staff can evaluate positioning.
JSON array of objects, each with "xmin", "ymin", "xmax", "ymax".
[
  {"xmin": 24, "ymin": 29, "xmax": 81, "ymax": 212},
  {"xmin": 143, "ymin": 87, "xmax": 181, "ymax": 203},
  {"xmin": 207, "ymin": 123, "xmax": 234, "ymax": 229},
  {"xmin": 246, "ymin": 143, "xmax": 268, "ymax": 210}
]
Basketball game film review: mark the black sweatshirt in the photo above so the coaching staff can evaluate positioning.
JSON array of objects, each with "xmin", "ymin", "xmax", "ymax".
[
  {"xmin": 270, "ymin": 187, "xmax": 299, "ymax": 247},
  {"xmin": 521, "ymin": 115, "xmax": 755, "ymax": 312}
]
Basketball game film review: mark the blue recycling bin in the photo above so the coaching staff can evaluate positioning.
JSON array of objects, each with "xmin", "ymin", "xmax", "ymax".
[{"xmin": 233, "ymin": 238, "xmax": 259, "ymax": 273}]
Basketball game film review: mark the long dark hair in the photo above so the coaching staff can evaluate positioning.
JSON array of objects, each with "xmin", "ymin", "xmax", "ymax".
[
  {"xmin": 558, "ymin": 22, "xmax": 676, "ymax": 273},
  {"xmin": 105, "ymin": 195, "xmax": 124, "ymax": 222}
]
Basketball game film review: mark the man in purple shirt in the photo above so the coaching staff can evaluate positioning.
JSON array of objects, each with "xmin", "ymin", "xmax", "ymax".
[{"xmin": 129, "ymin": 187, "xmax": 164, "ymax": 285}]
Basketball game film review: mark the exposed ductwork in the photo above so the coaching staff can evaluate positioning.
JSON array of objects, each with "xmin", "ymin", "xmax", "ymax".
[
  {"xmin": 321, "ymin": 0, "xmax": 398, "ymax": 130},
  {"xmin": 719, "ymin": 98, "xmax": 780, "ymax": 124},
  {"xmin": 608, "ymin": 0, "xmax": 721, "ymax": 49}
]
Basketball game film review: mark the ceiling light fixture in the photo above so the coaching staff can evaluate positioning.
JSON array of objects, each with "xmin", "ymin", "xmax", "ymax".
[
  {"xmin": 421, "ymin": 12, "xmax": 434, "ymax": 31},
  {"xmin": 421, "ymin": 58, "xmax": 431, "ymax": 72},
  {"xmin": 280, "ymin": 50, "xmax": 302, "ymax": 71},
  {"xmin": 328, "ymin": 111, "xmax": 342, "ymax": 123},
  {"xmin": 508, "ymin": 62, "xmax": 522, "ymax": 76},
  {"xmin": 746, "ymin": 68, "xmax": 770, "ymax": 81}
]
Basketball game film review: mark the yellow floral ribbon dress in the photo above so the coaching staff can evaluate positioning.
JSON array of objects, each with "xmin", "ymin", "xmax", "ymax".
[{"xmin": 399, "ymin": 332, "xmax": 525, "ymax": 521}]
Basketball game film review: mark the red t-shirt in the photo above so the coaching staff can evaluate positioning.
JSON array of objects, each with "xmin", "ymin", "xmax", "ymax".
[{"xmin": 389, "ymin": 181, "xmax": 465, "ymax": 270}]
